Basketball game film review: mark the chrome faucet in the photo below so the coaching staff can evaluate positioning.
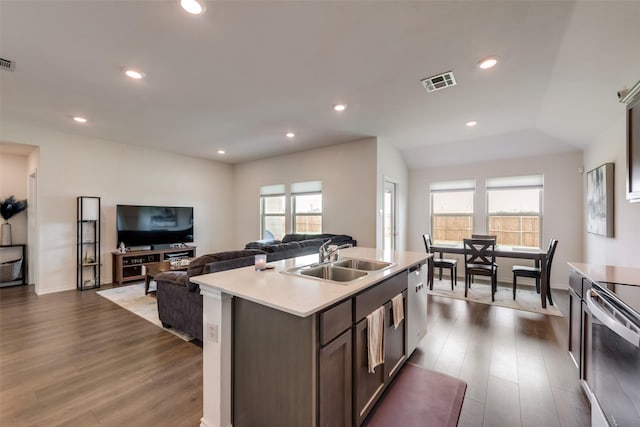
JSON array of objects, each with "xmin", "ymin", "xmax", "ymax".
[{"xmin": 319, "ymin": 240, "xmax": 353, "ymax": 263}]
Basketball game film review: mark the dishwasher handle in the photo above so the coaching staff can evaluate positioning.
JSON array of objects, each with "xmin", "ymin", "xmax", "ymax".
[
  {"xmin": 408, "ymin": 263, "xmax": 424, "ymax": 291},
  {"xmin": 586, "ymin": 289, "xmax": 640, "ymax": 348}
]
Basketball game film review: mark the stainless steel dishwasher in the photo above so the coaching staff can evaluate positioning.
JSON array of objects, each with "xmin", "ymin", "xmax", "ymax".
[{"xmin": 407, "ymin": 262, "xmax": 427, "ymax": 355}]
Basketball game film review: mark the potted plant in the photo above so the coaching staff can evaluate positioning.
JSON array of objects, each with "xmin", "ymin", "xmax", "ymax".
[{"xmin": 0, "ymin": 195, "xmax": 27, "ymax": 245}]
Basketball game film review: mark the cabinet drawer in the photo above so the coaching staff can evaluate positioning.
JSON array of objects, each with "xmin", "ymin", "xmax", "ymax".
[
  {"xmin": 355, "ymin": 271, "xmax": 408, "ymax": 322},
  {"xmin": 320, "ymin": 299, "xmax": 353, "ymax": 346}
]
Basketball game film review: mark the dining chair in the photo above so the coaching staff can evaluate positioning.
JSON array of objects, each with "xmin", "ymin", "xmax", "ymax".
[
  {"xmin": 422, "ymin": 234, "xmax": 457, "ymax": 290},
  {"xmin": 512, "ymin": 239, "xmax": 558, "ymax": 305},
  {"xmin": 463, "ymin": 238, "xmax": 498, "ymax": 301},
  {"xmin": 471, "ymin": 234, "xmax": 497, "ymax": 241},
  {"xmin": 469, "ymin": 235, "xmax": 497, "ymax": 286}
]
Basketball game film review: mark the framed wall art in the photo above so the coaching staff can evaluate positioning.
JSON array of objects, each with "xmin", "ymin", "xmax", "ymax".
[{"xmin": 586, "ymin": 162, "xmax": 614, "ymax": 237}]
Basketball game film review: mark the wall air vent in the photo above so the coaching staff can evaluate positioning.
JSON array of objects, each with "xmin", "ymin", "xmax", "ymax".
[
  {"xmin": 0, "ymin": 57, "xmax": 15, "ymax": 72},
  {"xmin": 421, "ymin": 71, "xmax": 456, "ymax": 93}
]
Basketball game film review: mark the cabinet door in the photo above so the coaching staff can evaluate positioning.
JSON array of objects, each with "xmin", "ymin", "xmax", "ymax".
[
  {"xmin": 319, "ymin": 329, "xmax": 352, "ymax": 427},
  {"xmin": 384, "ymin": 293, "xmax": 406, "ymax": 381},
  {"xmin": 568, "ymin": 289, "xmax": 582, "ymax": 372},
  {"xmin": 354, "ymin": 318, "xmax": 385, "ymax": 426}
]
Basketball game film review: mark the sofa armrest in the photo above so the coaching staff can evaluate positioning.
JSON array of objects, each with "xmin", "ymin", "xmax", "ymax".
[{"xmin": 156, "ymin": 272, "xmax": 203, "ymax": 341}]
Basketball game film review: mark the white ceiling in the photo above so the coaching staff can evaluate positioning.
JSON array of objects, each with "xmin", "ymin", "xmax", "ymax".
[{"xmin": 1, "ymin": 1, "xmax": 639, "ymax": 167}]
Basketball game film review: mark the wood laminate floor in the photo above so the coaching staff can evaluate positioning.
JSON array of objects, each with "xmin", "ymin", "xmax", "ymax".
[
  {"xmin": 409, "ymin": 287, "xmax": 591, "ymax": 427},
  {"xmin": 0, "ymin": 284, "xmax": 202, "ymax": 427},
  {"xmin": 1, "ymin": 283, "xmax": 589, "ymax": 427}
]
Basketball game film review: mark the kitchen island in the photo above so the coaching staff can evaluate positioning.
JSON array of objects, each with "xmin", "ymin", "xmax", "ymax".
[{"xmin": 191, "ymin": 247, "xmax": 429, "ymax": 427}]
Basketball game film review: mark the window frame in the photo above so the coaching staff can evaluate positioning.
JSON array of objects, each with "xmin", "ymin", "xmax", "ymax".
[
  {"xmin": 486, "ymin": 176, "xmax": 543, "ymax": 248},
  {"xmin": 430, "ymin": 182, "xmax": 475, "ymax": 244},
  {"xmin": 260, "ymin": 193, "xmax": 286, "ymax": 240},
  {"xmin": 291, "ymin": 191, "xmax": 323, "ymax": 234}
]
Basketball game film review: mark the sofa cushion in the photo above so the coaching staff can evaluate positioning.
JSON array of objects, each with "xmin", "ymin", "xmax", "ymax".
[
  {"xmin": 281, "ymin": 233, "xmax": 353, "ymax": 244},
  {"xmin": 298, "ymin": 238, "xmax": 327, "ymax": 249},
  {"xmin": 187, "ymin": 249, "xmax": 267, "ymax": 276},
  {"xmin": 155, "ymin": 271, "xmax": 188, "ymax": 286},
  {"xmin": 204, "ymin": 256, "xmax": 258, "ymax": 274},
  {"xmin": 261, "ymin": 241, "xmax": 301, "ymax": 253},
  {"xmin": 281, "ymin": 234, "xmax": 314, "ymax": 243},
  {"xmin": 245, "ymin": 240, "xmax": 281, "ymax": 250}
]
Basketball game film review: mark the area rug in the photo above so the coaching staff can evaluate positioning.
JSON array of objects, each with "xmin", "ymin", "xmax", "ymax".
[
  {"xmin": 427, "ymin": 279, "xmax": 563, "ymax": 317},
  {"xmin": 366, "ymin": 362, "xmax": 466, "ymax": 427},
  {"xmin": 97, "ymin": 283, "xmax": 194, "ymax": 341}
]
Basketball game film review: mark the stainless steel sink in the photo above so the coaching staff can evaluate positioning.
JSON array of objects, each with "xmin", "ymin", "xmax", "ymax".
[
  {"xmin": 332, "ymin": 259, "xmax": 393, "ymax": 271},
  {"xmin": 282, "ymin": 257, "xmax": 395, "ymax": 284},
  {"xmin": 299, "ymin": 265, "xmax": 368, "ymax": 282}
]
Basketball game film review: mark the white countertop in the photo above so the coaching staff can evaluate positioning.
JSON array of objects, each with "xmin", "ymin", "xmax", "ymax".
[
  {"xmin": 568, "ymin": 262, "xmax": 640, "ymax": 287},
  {"xmin": 191, "ymin": 247, "xmax": 429, "ymax": 317}
]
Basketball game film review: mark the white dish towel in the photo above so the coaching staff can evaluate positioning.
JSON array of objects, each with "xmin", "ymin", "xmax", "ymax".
[
  {"xmin": 367, "ymin": 306, "xmax": 385, "ymax": 374},
  {"xmin": 391, "ymin": 293, "xmax": 404, "ymax": 329}
]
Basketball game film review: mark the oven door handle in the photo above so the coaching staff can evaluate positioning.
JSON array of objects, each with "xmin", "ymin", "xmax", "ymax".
[{"xmin": 586, "ymin": 289, "xmax": 640, "ymax": 348}]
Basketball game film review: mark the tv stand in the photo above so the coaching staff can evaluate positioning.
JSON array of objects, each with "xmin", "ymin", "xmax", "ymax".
[
  {"xmin": 128, "ymin": 246, "xmax": 152, "ymax": 252},
  {"xmin": 111, "ymin": 246, "xmax": 197, "ymax": 286}
]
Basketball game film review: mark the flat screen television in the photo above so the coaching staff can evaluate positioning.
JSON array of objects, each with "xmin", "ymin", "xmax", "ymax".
[{"xmin": 116, "ymin": 205, "xmax": 194, "ymax": 248}]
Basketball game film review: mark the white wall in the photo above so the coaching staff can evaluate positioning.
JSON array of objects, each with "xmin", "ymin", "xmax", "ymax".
[
  {"xmin": 0, "ymin": 152, "xmax": 29, "ymax": 245},
  {"xmin": 376, "ymin": 139, "xmax": 409, "ymax": 250},
  {"xmin": 408, "ymin": 151, "xmax": 584, "ymax": 288},
  {"xmin": 583, "ymin": 116, "xmax": 640, "ymax": 267},
  {"xmin": 2, "ymin": 121, "xmax": 234, "ymax": 294},
  {"xmin": 232, "ymin": 138, "xmax": 378, "ymax": 248}
]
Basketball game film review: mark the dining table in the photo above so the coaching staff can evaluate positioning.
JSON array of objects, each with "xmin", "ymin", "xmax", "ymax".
[{"xmin": 430, "ymin": 243, "xmax": 549, "ymax": 308}]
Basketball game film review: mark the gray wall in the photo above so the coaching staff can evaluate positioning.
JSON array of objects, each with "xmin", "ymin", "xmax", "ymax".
[
  {"xmin": 232, "ymin": 138, "xmax": 378, "ymax": 249},
  {"xmin": 408, "ymin": 150, "xmax": 584, "ymax": 288}
]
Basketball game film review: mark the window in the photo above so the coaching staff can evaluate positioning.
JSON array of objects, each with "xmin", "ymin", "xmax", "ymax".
[
  {"xmin": 430, "ymin": 180, "xmax": 475, "ymax": 243},
  {"xmin": 487, "ymin": 175, "xmax": 543, "ymax": 247},
  {"xmin": 260, "ymin": 184, "xmax": 286, "ymax": 240},
  {"xmin": 292, "ymin": 181, "xmax": 322, "ymax": 234}
]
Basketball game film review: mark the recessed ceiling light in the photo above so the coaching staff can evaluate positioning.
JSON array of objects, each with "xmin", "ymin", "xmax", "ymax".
[
  {"xmin": 180, "ymin": 0, "xmax": 206, "ymax": 15},
  {"xmin": 466, "ymin": 120, "xmax": 478, "ymax": 127},
  {"xmin": 478, "ymin": 57, "xmax": 498, "ymax": 70},
  {"xmin": 334, "ymin": 104, "xmax": 347, "ymax": 112},
  {"xmin": 73, "ymin": 116, "xmax": 88, "ymax": 123},
  {"xmin": 217, "ymin": 150, "xmax": 225, "ymax": 155},
  {"xmin": 124, "ymin": 69, "xmax": 145, "ymax": 80},
  {"xmin": 286, "ymin": 132, "xmax": 295, "ymax": 138}
]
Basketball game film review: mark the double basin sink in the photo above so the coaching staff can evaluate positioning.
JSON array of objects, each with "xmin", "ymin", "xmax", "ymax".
[{"xmin": 283, "ymin": 258, "xmax": 394, "ymax": 284}]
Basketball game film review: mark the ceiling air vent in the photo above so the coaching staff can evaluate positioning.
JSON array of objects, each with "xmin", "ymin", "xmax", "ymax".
[
  {"xmin": 421, "ymin": 71, "xmax": 456, "ymax": 93},
  {"xmin": 0, "ymin": 57, "xmax": 15, "ymax": 72}
]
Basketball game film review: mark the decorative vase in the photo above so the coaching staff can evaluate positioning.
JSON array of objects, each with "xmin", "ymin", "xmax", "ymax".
[{"xmin": 1, "ymin": 222, "xmax": 11, "ymax": 245}]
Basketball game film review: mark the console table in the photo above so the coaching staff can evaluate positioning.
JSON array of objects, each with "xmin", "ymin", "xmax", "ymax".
[
  {"xmin": 111, "ymin": 246, "xmax": 196, "ymax": 286},
  {"xmin": 0, "ymin": 244, "xmax": 27, "ymax": 286}
]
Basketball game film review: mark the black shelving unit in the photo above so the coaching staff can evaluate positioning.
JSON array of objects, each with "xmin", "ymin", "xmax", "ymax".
[{"xmin": 77, "ymin": 196, "xmax": 101, "ymax": 290}]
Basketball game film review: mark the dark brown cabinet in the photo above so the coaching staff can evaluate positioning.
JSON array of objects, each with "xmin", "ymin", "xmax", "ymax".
[
  {"xmin": 319, "ymin": 329, "xmax": 353, "ymax": 427},
  {"xmin": 354, "ymin": 317, "xmax": 386, "ymax": 426},
  {"xmin": 353, "ymin": 274, "xmax": 408, "ymax": 426},
  {"xmin": 111, "ymin": 246, "xmax": 196, "ymax": 285},
  {"xmin": 568, "ymin": 271, "xmax": 583, "ymax": 371},
  {"xmin": 232, "ymin": 269, "xmax": 409, "ymax": 427},
  {"xmin": 568, "ymin": 269, "xmax": 593, "ymax": 387},
  {"xmin": 384, "ymin": 291, "xmax": 407, "ymax": 380}
]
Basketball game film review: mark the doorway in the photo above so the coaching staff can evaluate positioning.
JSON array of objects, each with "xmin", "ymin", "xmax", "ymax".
[{"xmin": 383, "ymin": 179, "xmax": 397, "ymax": 251}]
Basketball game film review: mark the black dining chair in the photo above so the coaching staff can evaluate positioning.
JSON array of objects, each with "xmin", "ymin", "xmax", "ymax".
[
  {"xmin": 512, "ymin": 239, "xmax": 558, "ymax": 305},
  {"xmin": 469, "ymin": 234, "xmax": 497, "ymax": 286},
  {"xmin": 463, "ymin": 238, "xmax": 498, "ymax": 301},
  {"xmin": 422, "ymin": 234, "xmax": 457, "ymax": 290},
  {"xmin": 471, "ymin": 234, "xmax": 497, "ymax": 241}
]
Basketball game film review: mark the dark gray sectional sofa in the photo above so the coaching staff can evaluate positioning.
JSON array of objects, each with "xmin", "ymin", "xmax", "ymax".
[{"xmin": 155, "ymin": 233, "xmax": 355, "ymax": 341}]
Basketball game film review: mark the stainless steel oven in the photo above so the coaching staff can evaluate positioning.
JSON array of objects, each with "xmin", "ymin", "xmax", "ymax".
[{"xmin": 586, "ymin": 281, "xmax": 640, "ymax": 427}]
